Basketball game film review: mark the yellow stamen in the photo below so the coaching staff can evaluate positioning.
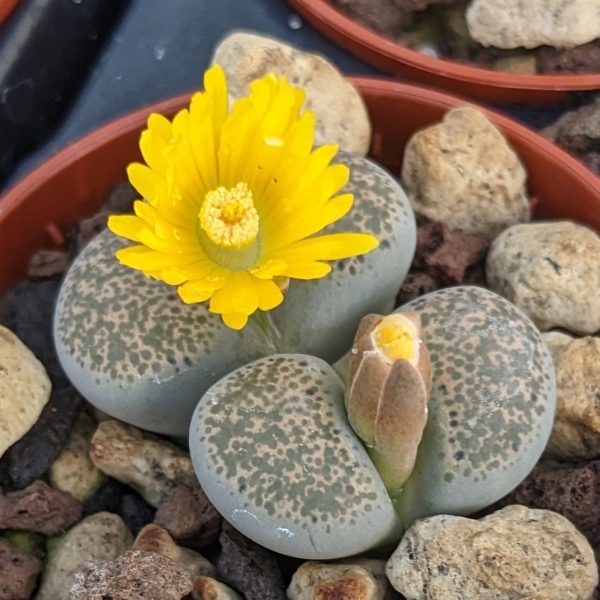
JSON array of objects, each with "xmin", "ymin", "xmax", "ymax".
[
  {"xmin": 199, "ymin": 182, "xmax": 259, "ymax": 248},
  {"xmin": 372, "ymin": 314, "xmax": 418, "ymax": 364}
]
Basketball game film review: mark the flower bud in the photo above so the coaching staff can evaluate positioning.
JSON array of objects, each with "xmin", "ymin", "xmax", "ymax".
[{"xmin": 345, "ymin": 310, "xmax": 432, "ymax": 497}]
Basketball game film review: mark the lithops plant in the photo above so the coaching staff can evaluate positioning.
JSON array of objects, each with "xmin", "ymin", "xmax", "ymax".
[
  {"xmin": 395, "ymin": 286, "xmax": 556, "ymax": 524},
  {"xmin": 190, "ymin": 286, "xmax": 556, "ymax": 558},
  {"xmin": 190, "ymin": 354, "xmax": 403, "ymax": 559},
  {"xmin": 345, "ymin": 311, "xmax": 431, "ymax": 500},
  {"xmin": 54, "ymin": 153, "xmax": 416, "ymax": 436}
]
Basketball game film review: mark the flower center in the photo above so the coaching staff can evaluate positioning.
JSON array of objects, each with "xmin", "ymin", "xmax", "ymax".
[
  {"xmin": 372, "ymin": 314, "xmax": 418, "ymax": 364},
  {"xmin": 199, "ymin": 182, "xmax": 259, "ymax": 248}
]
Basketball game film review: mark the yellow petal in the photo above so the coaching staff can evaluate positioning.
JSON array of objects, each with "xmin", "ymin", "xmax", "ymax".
[
  {"xmin": 127, "ymin": 163, "xmax": 157, "ymax": 203},
  {"xmin": 254, "ymin": 278, "xmax": 284, "ymax": 311},
  {"xmin": 272, "ymin": 232, "xmax": 379, "ymax": 262},
  {"xmin": 280, "ymin": 261, "xmax": 332, "ymax": 279},
  {"xmin": 250, "ymin": 259, "xmax": 287, "ymax": 279},
  {"xmin": 222, "ymin": 311, "xmax": 248, "ymax": 330},
  {"xmin": 108, "ymin": 214, "xmax": 147, "ymax": 243},
  {"xmin": 177, "ymin": 275, "xmax": 227, "ymax": 303},
  {"xmin": 115, "ymin": 245, "xmax": 198, "ymax": 270},
  {"xmin": 209, "ymin": 271, "xmax": 258, "ymax": 316}
]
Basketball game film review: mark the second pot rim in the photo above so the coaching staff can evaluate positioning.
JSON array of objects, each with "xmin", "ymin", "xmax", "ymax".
[
  {"xmin": 288, "ymin": 0, "xmax": 600, "ymax": 93},
  {"xmin": 2, "ymin": 76, "xmax": 598, "ymax": 220}
]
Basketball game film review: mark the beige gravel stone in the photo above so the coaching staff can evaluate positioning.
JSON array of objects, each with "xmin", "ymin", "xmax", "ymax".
[
  {"xmin": 487, "ymin": 222, "xmax": 600, "ymax": 334},
  {"xmin": 89, "ymin": 420, "xmax": 196, "ymax": 507},
  {"xmin": 0, "ymin": 325, "xmax": 51, "ymax": 458},
  {"xmin": 401, "ymin": 108, "xmax": 529, "ymax": 238},
  {"xmin": 467, "ymin": 0, "xmax": 600, "ymax": 50},
  {"xmin": 192, "ymin": 576, "xmax": 242, "ymax": 600},
  {"xmin": 541, "ymin": 331, "xmax": 575, "ymax": 360},
  {"xmin": 49, "ymin": 412, "xmax": 105, "ymax": 503},
  {"xmin": 287, "ymin": 559, "xmax": 395, "ymax": 599},
  {"xmin": 36, "ymin": 512, "xmax": 133, "ymax": 600},
  {"xmin": 133, "ymin": 524, "xmax": 215, "ymax": 578},
  {"xmin": 545, "ymin": 336, "xmax": 600, "ymax": 459},
  {"xmin": 70, "ymin": 549, "xmax": 193, "ymax": 600},
  {"xmin": 386, "ymin": 505, "xmax": 597, "ymax": 600},
  {"xmin": 212, "ymin": 32, "xmax": 371, "ymax": 155}
]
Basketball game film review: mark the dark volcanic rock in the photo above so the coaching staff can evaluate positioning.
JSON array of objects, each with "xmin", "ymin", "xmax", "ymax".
[
  {"xmin": 582, "ymin": 151, "xmax": 600, "ymax": 176},
  {"xmin": 513, "ymin": 460, "xmax": 600, "ymax": 548},
  {"xmin": 83, "ymin": 478, "xmax": 125, "ymax": 516},
  {"xmin": 331, "ymin": 0, "xmax": 458, "ymax": 35},
  {"xmin": 71, "ymin": 549, "xmax": 192, "ymax": 600},
  {"xmin": 216, "ymin": 522, "xmax": 286, "ymax": 600},
  {"xmin": 27, "ymin": 249, "xmax": 70, "ymax": 278},
  {"xmin": 397, "ymin": 272, "xmax": 439, "ymax": 305},
  {"xmin": 330, "ymin": 0, "xmax": 412, "ymax": 35},
  {"xmin": 0, "ymin": 385, "xmax": 84, "ymax": 490},
  {"xmin": 537, "ymin": 41, "xmax": 600, "ymax": 75},
  {"xmin": 0, "ymin": 480, "xmax": 82, "ymax": 535},
  {"xmin": 0, "ymin": 278, "xmax": 64, "ymax": 385},
  {"xmin": 83, "ymin": 479, "xmax": 155, "ymax": 536},
  {"xmin": 0, "ymin": 538, "xmax": 43, "ymax": 600},
  {"xmin": 543, "ymin": 97, "xmax": 600, "ymax": 154},
  {"xmin": 120, "ymin": 491, "xmax": 156, "ymax": 536},
  {"xmin": 154, "ymin": 483, "xmax": 221, "ymax": 548},
  {"xmin": 0, "ymin": 277, "xmax": 84, "ymax": 491}
]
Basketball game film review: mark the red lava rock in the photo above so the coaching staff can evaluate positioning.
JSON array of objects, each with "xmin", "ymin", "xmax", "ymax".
[
  {"xmin": 0, "ymin": 538, "xmax": 43, "ymax": 600},
  {"xmin": 70, "ymin": 549, "xmax": 193, "ymax": 600},
  {"xmin": 512, "ymin": 460, "xmax": 600, "ymax": 549},
  {"xmin": 154, "ymin": 483, "xmax": 221, "ymax": 547},
  {"xmin": 537, "ymin": 40, "xmax": 600, "ymax": 74},
  {"xmin": 216, "ymin": 522, "xmax": 286, "ymax": 600},
  {"xmin": 414, "ymin": 222, "xmax": 489, "ymax": 285},
  {"xmin": 0, "ymin": 480, "xmax": 82, "ymax": 535}
]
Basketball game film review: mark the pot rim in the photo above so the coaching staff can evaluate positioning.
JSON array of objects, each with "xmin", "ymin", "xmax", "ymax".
[
  {"xmin": 0, "ymin": 0, "xmax": 20, "ymax": 26},
  {"xmin": 1, "ymin": 76, "xmax": 599, "ymax": 292},
  {"xmin": 2, "ymin": 77, "xmax": 598, "ymax": 220},
  {"xmin": 287, "ymin": 0, "xmax": 600, "ymax": 94}
]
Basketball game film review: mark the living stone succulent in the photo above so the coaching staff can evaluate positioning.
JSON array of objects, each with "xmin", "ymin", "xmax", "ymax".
[
  {"xmin": 53, "ymin": 154, "xmax": 416, "ymax": 436},
  {"xmin": 395, "ymin": 286, "xmax": 556, "ymax": 525},
  {"xmin": 190, "ymin": 286, "xmax": 557, "ymax": 558},
  {"xmin": 189, "ymin": 354, "xmax": 403, "ymax": 559}
]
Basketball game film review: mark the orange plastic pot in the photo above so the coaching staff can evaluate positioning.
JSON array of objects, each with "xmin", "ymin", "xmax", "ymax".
[
  {"xmin": 288, "ymin": 0, "xmax": 600, "ymax": 105},
  {"xmin": 1, "ymin": 77, "xmax": 599, "ymax": 293},
  {"xmin": 0, "ymin": 0, "xmax": 20, "ymax": 26}
]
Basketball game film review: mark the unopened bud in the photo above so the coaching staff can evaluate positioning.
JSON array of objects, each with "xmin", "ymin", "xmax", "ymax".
[{"xmin": 345, "ymin": 310, "xmax": 432, "ymax": 497}]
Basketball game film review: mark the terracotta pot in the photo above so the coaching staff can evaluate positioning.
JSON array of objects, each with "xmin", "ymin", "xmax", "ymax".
[
  {"xmin": 0, "ymin": 0, "xmax": 19, "ymax": 26},
  {"xmin": 287, "ymin": 0, "xmax": 600, "ymax": 105},
  {"xmin": 1, "ymin": 77, "xmax": 599, "ymax": 293}
]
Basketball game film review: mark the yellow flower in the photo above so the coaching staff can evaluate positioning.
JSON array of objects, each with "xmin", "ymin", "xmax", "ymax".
[{"xmin": 108, "ymin": 65, "xmax": 379, "ymax": 330}]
